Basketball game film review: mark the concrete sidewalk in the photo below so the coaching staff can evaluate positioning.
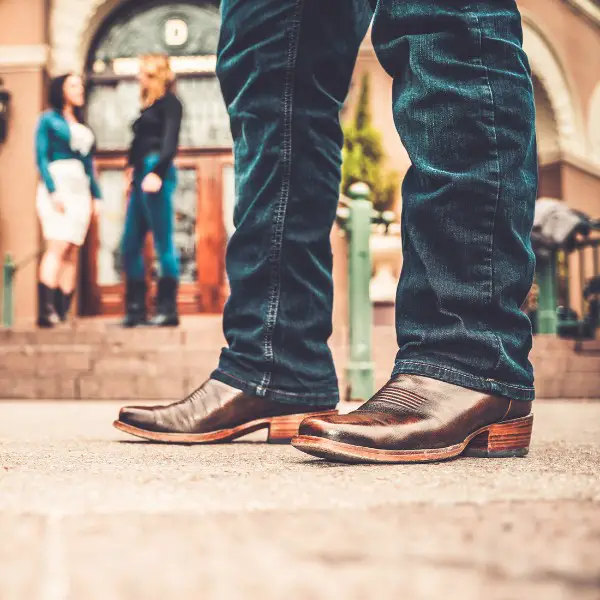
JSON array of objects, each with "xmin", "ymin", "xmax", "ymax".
[{"xmin": 0, "ymin": 400, "xmax": 598, "ymax": 600}]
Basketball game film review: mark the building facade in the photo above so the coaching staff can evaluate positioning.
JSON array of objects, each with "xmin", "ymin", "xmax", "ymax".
[{"xmin": 0, "ymin": 0, "xmax": 599, "ymax": 324}]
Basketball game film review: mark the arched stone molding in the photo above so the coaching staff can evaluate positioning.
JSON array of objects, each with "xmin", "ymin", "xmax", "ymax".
[
  {"xmin": 590, "ymin": 82, "xmax": 600, "ymax": 164},
  {"xmin": 565, "ymin": 0, "xmax": 600, "ymax": 28},
  {"xmin": 50, "ymin": 0, "xmax": 117, "ymax": 74},
  {"xmin": 533, "ymin": 76, "xmax": 560, "ymax": 165},
  {"xmin": 51, "ymin": 0, "xmax": 221, "ymax": 74},
  {"xmin": 520, "ymin": 14, "xmax": 587, "ymax": 160},
  {"xmin": 50, "ymin": 1, "xmax": 590, "ymax": 160}
]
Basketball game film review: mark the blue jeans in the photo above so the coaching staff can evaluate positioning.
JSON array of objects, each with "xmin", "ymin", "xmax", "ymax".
[
  {"xmin": 122, "ymin": 154, "xmax": 179, "ymax": 281},
  {"xmin": 212, "ymin": 0, "xmax": 537, "ymax": 406}
]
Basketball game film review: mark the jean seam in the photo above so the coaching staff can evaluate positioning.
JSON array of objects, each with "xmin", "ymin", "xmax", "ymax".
[
  {"xmin": 393, "ymin": 359, "xmax": 534, "ymax": 391},
  {"xmin": 257, "ymin": 0, "xmax": 305, "ymax": 396},
  {"xmin": 214, "ymin": 369, "xmax": 338, "ymax": 401},
  {"xmin": 471, "ymin": 11, "xmax": 503, "ymax": 373}
]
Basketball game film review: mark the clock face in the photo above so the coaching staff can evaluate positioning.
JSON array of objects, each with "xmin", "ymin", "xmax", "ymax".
[{"xmin": 164, "ymin": 18, "xmax": 188, "ymax": 47}]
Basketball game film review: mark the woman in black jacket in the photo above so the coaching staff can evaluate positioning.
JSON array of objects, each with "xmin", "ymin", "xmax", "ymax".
[{"xmin": 122, "ymin": 54, "xmax": 183, "ymax": 327}]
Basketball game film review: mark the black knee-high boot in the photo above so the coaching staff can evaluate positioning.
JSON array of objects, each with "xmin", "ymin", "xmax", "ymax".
[
  {"xmin": 150, "ymin": 277, "xmax": 179, "ymax": 327},
  {"xmin": 37, "ymin": 282, "xmax": 60, "ymax": 328},
  {"xmin": 122, "ymin": 279, "xmax": 147, "ymax": 328},
  {"xmin": 55, "ymin": 289, "xmax": 74, "ymax": 323}
]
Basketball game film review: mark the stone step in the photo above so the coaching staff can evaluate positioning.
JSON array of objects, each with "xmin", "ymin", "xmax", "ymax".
[
  {"xmin": 0, "ymin": 320, "xmax": 225, "ymax": 347},
  {"xmin": 0, "ymin": 318, "xmax": 597, "ymax": 400}
]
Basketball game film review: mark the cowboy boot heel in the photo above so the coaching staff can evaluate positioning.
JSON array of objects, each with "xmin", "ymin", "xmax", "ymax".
[
  {"xmin": 268, "ymin": 410, "xmax": 338, "ymax": 444},
  {"xmin": 464, "ymin": 414, "xmax": 534, "ymax": 458}
]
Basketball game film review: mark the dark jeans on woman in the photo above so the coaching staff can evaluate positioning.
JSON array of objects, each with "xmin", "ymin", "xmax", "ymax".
[
  {"xmin": 212, "ymin": 0, "xmax": 538, "ymax": 407},
  {"xmin": 122, "ymin": 153, "xmax": 179, "ymax": 281}
]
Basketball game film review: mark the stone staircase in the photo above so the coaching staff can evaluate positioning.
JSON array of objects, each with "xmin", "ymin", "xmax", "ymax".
[
  {"xmin": 0, "ymin": 317, "xmax": 598, "ymax": 400},
  {"xmin": 0, "ymin": 316, "xmax": 395, "ymax": 401}
]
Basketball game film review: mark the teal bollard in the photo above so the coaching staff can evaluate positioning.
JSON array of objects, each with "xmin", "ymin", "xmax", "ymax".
[
  {"xmin": 536, "ymin": 251, "xmax": 558, "ymax": 335},
  {"xmin": 345, "ymin": 182, "xmax": 375, "ymax": 401}
]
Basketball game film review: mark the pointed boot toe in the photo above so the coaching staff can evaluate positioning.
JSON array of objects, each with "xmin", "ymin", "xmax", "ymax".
[
  {"xmin": 115, "ymin": 406, "xmax": 157, "ymax": 434},
  {"xmin": 297, "ymin": 413, "xmax": 358, "ymax": 440},
  {"xmin": 294, "ymin": 412, "xmax": 394, "ymax": 459}
]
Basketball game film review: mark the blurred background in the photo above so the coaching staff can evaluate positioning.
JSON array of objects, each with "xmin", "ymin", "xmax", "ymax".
[
  {"xmin": 0, "ymin": 0, "xmax": 599, "ymax": 402},
  {"xmin": 0, "ymin": 3, "xmax": 599, "ymax": 599}
]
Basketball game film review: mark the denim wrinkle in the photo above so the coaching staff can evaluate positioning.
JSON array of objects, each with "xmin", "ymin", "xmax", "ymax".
[
  {"xmin": 258, "ymin": 0, "xmax": 305, "ymax": 396},
  {"xmin": 213, "ymin": 0, "xmax": 537, "ymax": 405}
]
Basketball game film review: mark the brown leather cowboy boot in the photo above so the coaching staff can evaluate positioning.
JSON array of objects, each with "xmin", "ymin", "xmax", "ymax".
[
  {"xmin": 292, "ymin": 375, "xmax": 533, "ymax": 463},
  {"xmin": 114, "ymin": 378, "xmax": 337, "ymax": 444}
]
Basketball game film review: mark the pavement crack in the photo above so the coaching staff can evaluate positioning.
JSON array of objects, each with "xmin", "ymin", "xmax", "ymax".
[{"xmin": 40, "ymin": 514, "xmax": 69, "ymax": 600}]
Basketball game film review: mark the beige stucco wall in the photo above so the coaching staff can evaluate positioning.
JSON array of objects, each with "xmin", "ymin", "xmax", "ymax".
[
  {"xmin": 521, "ymin": 0, "xmax": 600, "ymax": 127},
  {"xmin": 0, "ymin": 0, "xmax": 48, "ymax": 324}
]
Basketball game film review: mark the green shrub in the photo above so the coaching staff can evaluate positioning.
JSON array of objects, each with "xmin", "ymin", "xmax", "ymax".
[{"xmin": 341, "ymin": 74, "xmax": 399, "ymax": 212}]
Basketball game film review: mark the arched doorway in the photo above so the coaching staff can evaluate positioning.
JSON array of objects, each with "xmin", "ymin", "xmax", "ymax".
[
  {"xmin": 80, "ymin": 0, "xmax": 234, "ymax": 316},
  {"xmin": 533, "ymin": 75, "xmax": 562, "ymax": 199}
]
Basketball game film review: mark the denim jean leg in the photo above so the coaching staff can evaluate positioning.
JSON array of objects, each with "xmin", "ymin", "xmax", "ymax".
[
  {"xmin": 371, "ymin": 0, "xmax": 537, "ymax": 401},
  {"xmin": 213, "ymin": 0, "xmax": 373, "ymax": 406},
  {"xmin": 142, "ymin": 163, "xmax": 180, "ymax": 279},
  {"xmin": 122, "ymin": 178, "xmax": 148, "ymax": 281}
]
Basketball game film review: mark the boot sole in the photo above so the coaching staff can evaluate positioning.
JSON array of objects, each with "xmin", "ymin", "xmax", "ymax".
[
  {"xmin": 291, "ymin": 415, "xmax": 533, "ymax": 464},
  {"xmin": 113, "ymin": 410, "xmax": 338, "ymax": 444},
  {"xmin": 122, "ymin": 320, "xmax": 149, "ymax": 328}
]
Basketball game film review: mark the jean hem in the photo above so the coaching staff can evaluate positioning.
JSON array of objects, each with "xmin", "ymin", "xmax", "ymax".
[
  {"xmin": 211, "ymin": 368, "xmax": 339, "ymax": 408},
  {"xmin": 391, "ymin": 359, "xmax": 535, "ymax": 402}
]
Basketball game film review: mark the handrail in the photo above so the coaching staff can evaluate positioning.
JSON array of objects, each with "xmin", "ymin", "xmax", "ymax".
[{"xmin": 2, "ymin": 250, "xmax": 42, "ymax": 328}]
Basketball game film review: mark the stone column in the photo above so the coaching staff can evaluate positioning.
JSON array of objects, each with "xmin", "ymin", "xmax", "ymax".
[{"xmin": 0, "ymin": 0, "xmax": 49, "ymax": 325}]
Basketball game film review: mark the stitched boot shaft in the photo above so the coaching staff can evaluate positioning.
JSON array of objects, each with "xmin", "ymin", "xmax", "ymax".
[
  {"xmin": 37, "ymin": 282, "xmax": 60, "ymax": 328},
  {"xmin": 122, "ymin": 279, "xmax": 147, "ymax": 328},
  {"xmin": 150, "ymin": 277, "xmax": 179, "ymax": 327},
  {"xmin": 55, "ymin": 289, "xmax": 74, "ymax": 323}
]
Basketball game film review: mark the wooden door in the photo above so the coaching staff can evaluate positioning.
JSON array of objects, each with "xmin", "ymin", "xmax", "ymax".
[{"xmin": 81, "ymin": 151, "xmax": 232, "ymax": 316}]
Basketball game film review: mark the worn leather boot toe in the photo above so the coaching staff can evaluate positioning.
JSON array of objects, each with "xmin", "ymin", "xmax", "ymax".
[
  {"xmin": 114, "ymin": 379, "xmax": 337, "ymax": 444},
  {"xmin": 292, "ymin": 375, "xmax": 533, "ymax": 463}
]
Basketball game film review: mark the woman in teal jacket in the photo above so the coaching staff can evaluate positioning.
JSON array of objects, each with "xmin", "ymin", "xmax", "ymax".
[{"xmin": 35, "ymin": 74, "xmax": 102, "ymax": 327}]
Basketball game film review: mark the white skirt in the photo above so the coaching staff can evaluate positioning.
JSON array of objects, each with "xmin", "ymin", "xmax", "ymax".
[{"xmin": 36, "ymin": 159, "xmax": 93, "ymax": 246}]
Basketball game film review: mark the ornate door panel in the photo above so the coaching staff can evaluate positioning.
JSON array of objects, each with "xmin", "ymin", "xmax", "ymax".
[
  {"xmin": 82, "ymin": 153, "xmax": 231, "ymax": 316},
  {"xmin": 81, "ymin": 0, "xmax": 234, "ymax": 316}
]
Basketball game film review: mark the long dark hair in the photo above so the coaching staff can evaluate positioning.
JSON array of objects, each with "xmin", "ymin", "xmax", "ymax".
[{"xmin": 48, "ymin": 74, "xmax": 85, "ymax": 123}]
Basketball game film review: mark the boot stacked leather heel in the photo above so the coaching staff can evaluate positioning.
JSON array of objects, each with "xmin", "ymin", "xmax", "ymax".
[
  {"xmin": 267, "ymin": 411, "xmax": 338, "ymax": 444},
  {"xmin": 463, "ymin": 414, "xmax": 533, "ymax": 458}
]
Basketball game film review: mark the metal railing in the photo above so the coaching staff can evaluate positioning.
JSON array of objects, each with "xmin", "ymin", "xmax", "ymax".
[
  {"xmin": 565, "ymin": 237, "xmax": 600, "ymax": 317},
  {"xmin": 2, "ymin": 250, "xmax": 42, "ymax": 328},
  {"xmin": 555, "ymin": 237, "xmax": 600, "ymax": 346}
]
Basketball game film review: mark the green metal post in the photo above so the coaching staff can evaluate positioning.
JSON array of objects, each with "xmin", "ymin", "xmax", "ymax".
[
  {"xmin": 536, "ymin": 252, "xmax": 558, "ymax": 334},
  {"xmin": 345, "ymin": 182, "xmax": 375, "ymax": 401},
  {"xmin": 3, "ymin": 253, "xmax": 15, "ymax": 328}
]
